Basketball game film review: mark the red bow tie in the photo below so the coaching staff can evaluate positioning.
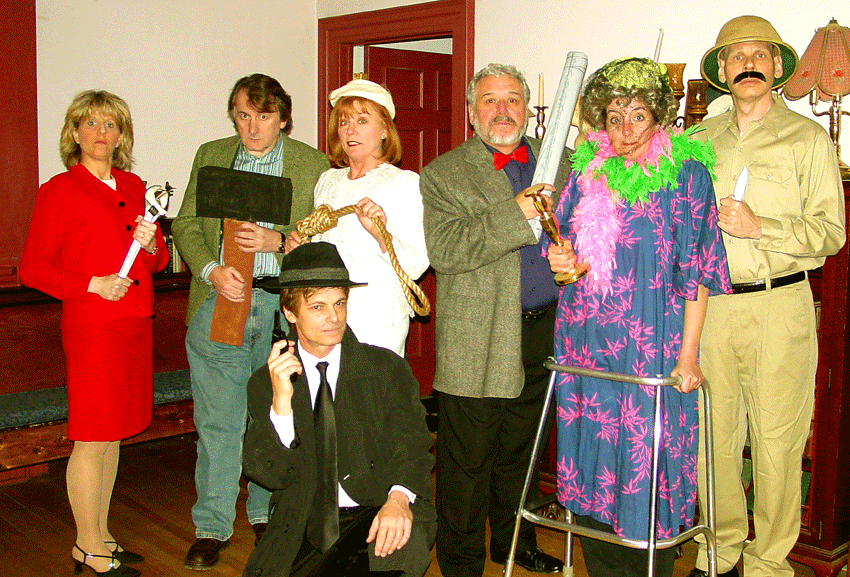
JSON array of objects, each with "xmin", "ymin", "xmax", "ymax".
[{"xmin": 493, "ymin": 145, "xmax": 528, "ymax": 170}]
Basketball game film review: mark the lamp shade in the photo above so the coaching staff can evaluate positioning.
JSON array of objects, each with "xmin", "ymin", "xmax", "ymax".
[{"xmin": 785, "ymin": 18, "xmax": 850, "ymax": 101}]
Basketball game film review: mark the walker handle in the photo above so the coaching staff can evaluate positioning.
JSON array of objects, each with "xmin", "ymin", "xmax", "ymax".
[{"xmin": 544, "ymin": 357, "xmax": 682, "ymax": 387}]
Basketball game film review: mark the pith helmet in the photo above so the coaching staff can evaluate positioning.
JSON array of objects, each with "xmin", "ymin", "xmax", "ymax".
[{"xmin": 701, "ymin": 15, "xmax": 798, "ymax": 92}]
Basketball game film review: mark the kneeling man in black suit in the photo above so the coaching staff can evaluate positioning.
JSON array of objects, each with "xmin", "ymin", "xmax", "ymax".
[{"xmin": 242, "ymin": 242, "xmax": 436, "ymax": 577}]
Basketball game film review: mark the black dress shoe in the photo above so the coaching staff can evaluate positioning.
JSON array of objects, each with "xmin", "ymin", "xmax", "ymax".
[
  {"xmin": 72, "ymin": 545, "xmax": 141, "ymax": 577},
  {"xmin": 687, "ymin": 566, "xmax": 740, "ymax": 577},
  {"xmin": 492, "ymin": 547, "xmax": 564, "ymax": 573},
  {"xmin": 252, "ymin": 522, "xmax": 268, "ymax": 547},
  {"xmin": 106, "ymin": 541, "xmax": 143, "ymax": 565},
  {"xmin": 184, "ymin": 538, "xmax": 229, "ymax": 570}
]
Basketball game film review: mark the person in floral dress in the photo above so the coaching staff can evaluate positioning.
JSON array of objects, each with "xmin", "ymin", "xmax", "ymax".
[{"xmin": 546, "ymin": 58, "xmax": 732, "ymax": 577}]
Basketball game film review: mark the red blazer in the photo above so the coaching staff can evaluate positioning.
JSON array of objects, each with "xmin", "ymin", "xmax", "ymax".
[{"xmin": 19, "ymin": 164, "xmax": 169, "ymax": 324}]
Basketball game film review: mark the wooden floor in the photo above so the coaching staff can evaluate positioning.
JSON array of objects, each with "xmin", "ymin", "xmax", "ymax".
[{"xmin": 0, "ymin": 434, "xmax": 819, "ymax": 577}]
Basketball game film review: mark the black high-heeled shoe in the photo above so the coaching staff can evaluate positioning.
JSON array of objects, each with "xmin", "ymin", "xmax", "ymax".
[
  {"xmin": 105, "ymin": 541, "xmax": 143, "ymax": 565},
  {"xmin": 71, "ymin": 544, "xmax": 141, "ymax": 576}
]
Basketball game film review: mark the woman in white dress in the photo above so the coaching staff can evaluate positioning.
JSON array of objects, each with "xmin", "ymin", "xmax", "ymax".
[{"xmin": 288, "ymin": 80, "xmax": 429, "ymax": 356}]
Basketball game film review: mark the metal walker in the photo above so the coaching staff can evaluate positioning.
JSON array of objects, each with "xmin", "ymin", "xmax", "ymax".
[{"xmin": 504, "ymin": 359, "xmax": 718, "ymax": 577}]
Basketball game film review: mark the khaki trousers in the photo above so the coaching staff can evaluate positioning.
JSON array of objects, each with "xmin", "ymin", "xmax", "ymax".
[{"xmin": 696, "ymin": 282, "xmax": 816, "ymax": 577}]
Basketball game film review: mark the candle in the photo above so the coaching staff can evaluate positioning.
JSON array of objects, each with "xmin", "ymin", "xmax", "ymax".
[
  {"xmin": 653, "ymin": 29, "xmax": 664, "ymax": 62},
  {"xmin": 538, "ymin": 73, "xmax": 544, "ymax": 107}
]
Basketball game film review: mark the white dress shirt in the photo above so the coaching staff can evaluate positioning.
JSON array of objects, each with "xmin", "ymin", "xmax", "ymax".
[{"xmin": 269, "ymin": 342, "xmax": 415, "ymax": 505}]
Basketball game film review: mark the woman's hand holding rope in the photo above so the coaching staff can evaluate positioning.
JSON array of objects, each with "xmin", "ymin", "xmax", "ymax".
[{"xmin": 295, "ymin": 203, "xmax": 430, "ymax": 316}]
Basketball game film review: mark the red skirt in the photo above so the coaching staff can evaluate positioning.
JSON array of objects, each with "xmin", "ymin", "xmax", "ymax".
[{"xmin": 62, "ymin": 316, "xmax": 153, "ymax": 441}]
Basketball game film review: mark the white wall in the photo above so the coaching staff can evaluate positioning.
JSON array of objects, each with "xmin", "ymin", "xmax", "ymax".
[
  {"xmin": 318, "ymin": 0, "xmax": 436, "ymax": 18},
  {"xmin": 36, "ymin": 0, "xmax": 321, "ymax": 214},
  {"xmin": 36, "ymin": 0, "xmax": 850, "ymax": 211},
  {"xmin": 319, "ymin": 0, "xmax": 850, "ymax": 161},
  {"xmin": 474, "ymin": 0, "xmax": 849, "ymax": 157},
  {"xmin": 370, "ymin": 39, "xmax": 452, "ymax": 53}
]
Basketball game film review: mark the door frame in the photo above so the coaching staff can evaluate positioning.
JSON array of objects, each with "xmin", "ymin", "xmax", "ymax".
[{"xmin": 317, "ymin": 0, "xmax": 474, "ymax": 154}]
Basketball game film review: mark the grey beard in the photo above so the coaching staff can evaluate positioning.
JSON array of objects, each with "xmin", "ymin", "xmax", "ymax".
[{"xmin": 473, "ymin": 117, "xmax": 529, "ymax": 147}]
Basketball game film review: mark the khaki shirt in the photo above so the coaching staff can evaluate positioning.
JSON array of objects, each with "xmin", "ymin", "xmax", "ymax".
[{"xmin": 697, "ymin": 97, "xmax": 845, "ymax": 284}]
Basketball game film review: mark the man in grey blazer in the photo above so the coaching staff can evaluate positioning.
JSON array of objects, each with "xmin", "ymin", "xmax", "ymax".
[
  {"xmin": 173, "ymin": 73, "xmax": 329, "ymax": 570},
  {"xmin": 420, "ymin": 63, "xmax": 571, "ymax": 576}
]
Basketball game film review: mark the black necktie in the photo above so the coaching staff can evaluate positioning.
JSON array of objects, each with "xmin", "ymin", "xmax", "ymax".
[{"xmin": 306, "ymin": 361, "xmax": 339, "ymax": 551}]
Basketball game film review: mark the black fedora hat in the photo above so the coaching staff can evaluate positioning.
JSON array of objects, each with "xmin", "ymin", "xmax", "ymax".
[{"xmin": 259, "ymin": 242, "xmax": 367, "ymax": 291}]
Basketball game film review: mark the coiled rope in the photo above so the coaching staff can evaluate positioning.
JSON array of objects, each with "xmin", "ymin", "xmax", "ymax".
[{"xmin": 296, "ymin": 204, "xmax": 431, "ymax": 316}]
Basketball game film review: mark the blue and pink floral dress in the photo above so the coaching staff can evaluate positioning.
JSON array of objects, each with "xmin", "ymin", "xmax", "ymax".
[{"xmin": 550, "ymin": 129, "xmax": 732, "ymax": 540}]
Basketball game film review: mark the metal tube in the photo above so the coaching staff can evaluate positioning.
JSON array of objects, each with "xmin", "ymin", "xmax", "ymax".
[
  {"xmin": 521, "ymin": 359, "xmax": 714, "ymax": 577},
  {"xmin": 646, "ymin": 378, "xmax": 663, "ymax": 577},
  {"xmin": 701, "ymin": 385, "xmax": 718, "ymax": 577},
  {"xmin": 504, "ymin": 370, "xmax": 559, "ymax": 577},
  {"xmin": 532, "ymin": 52, "xmax": 588, "ymax": 188}
]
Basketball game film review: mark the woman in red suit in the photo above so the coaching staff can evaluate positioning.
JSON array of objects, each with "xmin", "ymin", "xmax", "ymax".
[{"xmin": 19, "ymin": 91, "xmax": 168, "ymax": 577}]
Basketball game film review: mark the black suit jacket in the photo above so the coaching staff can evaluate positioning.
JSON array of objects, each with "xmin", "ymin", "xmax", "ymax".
[{"xmin": 242, "ymin": 328, "xmax": 436, "ymax": 577}]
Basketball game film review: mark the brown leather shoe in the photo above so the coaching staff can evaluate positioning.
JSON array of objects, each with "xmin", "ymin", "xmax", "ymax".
[
  {"xmin": 184, "ymin": 538, "xmax": 229, "ymax": 570},
  {"xmin": 252, "ymin": 522, "xmax": 268, "ymax": 547}
]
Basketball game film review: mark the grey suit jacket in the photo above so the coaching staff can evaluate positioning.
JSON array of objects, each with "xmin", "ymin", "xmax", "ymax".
[
  {"xmin": 242, "ymin": 328, "xmax": 436, "ymax": 577},
  {"xmin": 172, "ymin": 133, "xmax": 330, "ymax": 324},
  {"xmin": 420, "ymin": 136, "xmax": 571, "ymax": 398}
]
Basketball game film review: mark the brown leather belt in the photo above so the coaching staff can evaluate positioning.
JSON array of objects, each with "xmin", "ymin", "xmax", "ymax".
[{"xmin": 731, "ymin": 271, "xmax": 806, "ymax": 294}]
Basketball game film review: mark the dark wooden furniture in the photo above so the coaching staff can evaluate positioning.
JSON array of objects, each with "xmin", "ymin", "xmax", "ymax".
[
  {"xmin": 0, "ymin": 272, "xmax": 194, "ymax": 476},
  {"xmin": 788, "ymin": 177, "xmax": 850, "ymax": 577}
]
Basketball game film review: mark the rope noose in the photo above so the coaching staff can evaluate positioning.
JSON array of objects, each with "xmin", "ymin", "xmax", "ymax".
[{"xmin": 296, "ymin": 204, "xmax": 431, "ymax": 316}]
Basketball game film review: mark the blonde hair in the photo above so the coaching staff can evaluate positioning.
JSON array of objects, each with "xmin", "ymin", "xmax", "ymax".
[
  {"xmin": 327, "ymin": 97, "xmax": 402, "ymax": 168},
  {"xmin": 59, "ymin": 90, "xmax": 134, "ymax": 170}
]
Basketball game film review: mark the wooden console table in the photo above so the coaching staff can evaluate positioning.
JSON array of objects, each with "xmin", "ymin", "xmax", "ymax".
[{"xmin": 789, "ymin": 177, "xmax": 850, "ymax": 577}]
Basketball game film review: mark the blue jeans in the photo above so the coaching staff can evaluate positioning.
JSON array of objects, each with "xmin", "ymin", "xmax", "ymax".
[{"xmin": 187, "ymin": 288, "xmax": 282, "ymax": 540}]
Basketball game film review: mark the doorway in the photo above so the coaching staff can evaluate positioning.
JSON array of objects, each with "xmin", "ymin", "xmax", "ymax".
[
  {"xmin": 317, "ymin": 0, "xmax": 473, "ymax": 153},
  {"xmin": 317, "ymin": 0, "xmax": 474, "ymax": 394}
]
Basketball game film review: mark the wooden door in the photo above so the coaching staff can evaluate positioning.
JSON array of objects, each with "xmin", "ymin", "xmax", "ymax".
[
  {"xmin": 365, "ymin": 46, "xmax": 452, "ymax": 395},
  {"xmin": 365, "ymin": 46, "xmax": 453, "ymax": 172}
]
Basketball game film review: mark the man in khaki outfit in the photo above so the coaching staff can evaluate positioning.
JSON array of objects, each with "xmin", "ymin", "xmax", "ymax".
[{"xmin": 690, "ymin": 16, "xmax": 845, "ymax": 577}]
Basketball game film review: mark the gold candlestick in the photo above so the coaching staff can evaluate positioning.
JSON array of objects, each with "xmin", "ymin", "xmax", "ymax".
[
  {"xmin": 664, "ymin": 63, "xmax": 686, "ymax": 102},
  {"xmin": 685, "ymin": 79, "xmax": 709, "ymax": 128},
  {"xmin": 534, "ymin": 106, "xmax": 548, "ymax": 139},
  {"xmin": 525, "ymin": 188, "xmax": 589, "ymax": 285}
]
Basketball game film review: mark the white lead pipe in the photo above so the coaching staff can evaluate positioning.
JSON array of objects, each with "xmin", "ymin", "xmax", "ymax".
[{"xmin": 532, "ymin": 51, "xmax": 588, "ymax": 189}]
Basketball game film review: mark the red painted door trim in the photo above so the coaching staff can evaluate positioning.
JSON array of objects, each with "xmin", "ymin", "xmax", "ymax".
[{"xmin": 317, "ymin": 0, "xmax": 473, "ymax": 155}]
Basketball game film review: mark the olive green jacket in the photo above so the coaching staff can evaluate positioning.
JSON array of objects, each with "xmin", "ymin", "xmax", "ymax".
[{"xmin": 172, "ymin": 134, "xmax": 329, "ymax": 324}]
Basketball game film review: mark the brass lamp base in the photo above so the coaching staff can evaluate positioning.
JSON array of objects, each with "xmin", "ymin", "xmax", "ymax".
[{"xmin": 554, "ymin": 261, "xmax": 590, "ymax": 286}]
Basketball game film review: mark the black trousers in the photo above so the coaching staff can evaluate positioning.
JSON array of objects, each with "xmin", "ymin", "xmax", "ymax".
[
  {"xmin": 574, "ymin": 515, "xmax": 676, "ymax": 577},
  {"xmin": 291, "ymin": 506, "xmax": 428, "ymax": 577},
  {"xmin": 435, "ymin": 307, "xmax": 555, "ymax": 577}
]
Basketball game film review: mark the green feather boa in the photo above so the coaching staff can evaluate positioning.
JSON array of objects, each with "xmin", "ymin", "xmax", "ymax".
[{"xmin": 571, "ymin": 125, "xmax": 716, "ymax": 206}]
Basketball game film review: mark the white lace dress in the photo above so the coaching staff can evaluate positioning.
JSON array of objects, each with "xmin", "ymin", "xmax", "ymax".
[{"xmin": 312, "ymin": 163, "xmax": 429, "ymax": 356}]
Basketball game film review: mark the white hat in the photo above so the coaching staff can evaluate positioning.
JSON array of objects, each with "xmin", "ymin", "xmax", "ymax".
[{"xmin": 329, "ymin": 79, "xmax": 396, "ymax": 119}]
